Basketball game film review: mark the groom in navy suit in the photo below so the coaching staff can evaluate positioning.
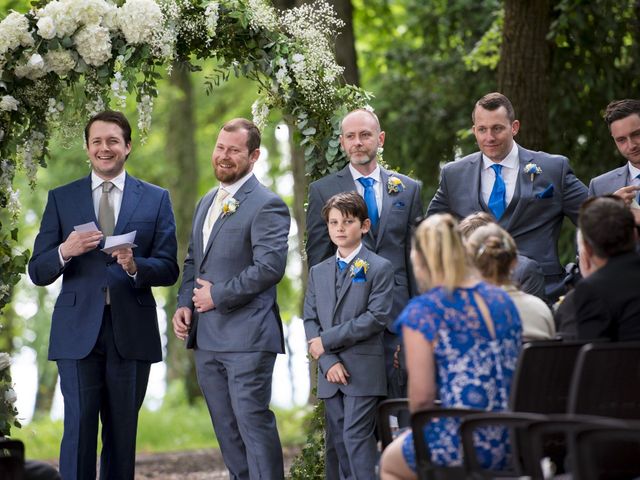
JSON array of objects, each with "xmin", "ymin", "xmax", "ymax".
[
  {"xmin": 29, "ymin": 111, "xmax": 179, "ymax": 480},
  {"xmin": 427, "ymin": 92, "xmax": 588, "ymax": 297}
]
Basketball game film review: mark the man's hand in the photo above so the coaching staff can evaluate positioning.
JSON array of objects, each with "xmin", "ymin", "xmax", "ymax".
[
  {"xmin": 172, "ymin": 307, "xmax": 192, "ymax": 340},
  {"xmin": 326, "ymin": 362, "xmax": 350, "ymax": 385},
  {"xmin": 112, "ymin": 247, "xmax": 136, "ymax": 275},
  {"xmin": 308, "ymin": 336, "xmax": 325, "ymax": 360},
  {"xmin": 60, "ymin": 230, "xmax": 103, "ymax": 260},
  {"xmin": 613, "ymin": 185, "xmax": 640, "ymax": 206},
  {"xmin": 393, "ymin": 344, "xmax": 401, "ymax": 369},
  {"xmin": 193, "ymin": 278, "xmax": 215, "ymax": 313}
]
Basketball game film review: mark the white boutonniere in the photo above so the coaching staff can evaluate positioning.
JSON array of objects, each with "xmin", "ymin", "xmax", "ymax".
[
  {"xmin": 524, "ymin": 162, "xmax": 542, "ymax": 181},
  {"xmin": 350, "ymin": 258, "xmax": 369, "ymax": 283},
  {"xmin": 387, "ymin": 176, "xmax": 405, "ymax": 194},
  {"xmin": 221, "ymin": 197, "xmax": 239, "ymax": 217}
]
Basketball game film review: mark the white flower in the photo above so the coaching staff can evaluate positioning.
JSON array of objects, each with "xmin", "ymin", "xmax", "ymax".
[
  {"xmin": 36, "ymin": 16, "xmax": 57, "ymax": 39},
  {"xmin": 44, "ymin": 49, "xmax": 76, "ymax": 76},
  {"xmin": 86, "ymin": 96, "xmax": 105, "ymax": 118},
  {"xmin": 204, "ymin": 1, "xmax": 220, "ymax": 36},
  {"xmin": 14, "ymin": 53, "xmax": 48, "ymax": 80},
  {"xmin": 0, "ymin": 96, "xmax": 19, "ymax": 112},
  {"xmin": 75, "ymin": 24, "xmax": 112, "ymax": 66},
  {"xmin": 137, "ymin": 94, "xmax": 154, "ymax": 141},
  {"xmin": 251, "ymin": 98, "xmax": 270, "ymax": 131},
  {"xmin": 36, "ymin": 1, "xmax": 77, "ymax": 38},
  {"xmin": 118, "ymin": 0, "xmax": 164, "ymax": 45},
  {"xmin": 75, "ymin": 0, "xmax": 112, "ymax": 26},
  {"xmin": 291, "ymin": 53, "xmax": 305, "ymax": 63},
  {"xmin": 4, "ymin": 387, "xmax": 17, "ymax": 404},
  {"xmin": 0, "ymin": 352, "xmax": 11, "ymax": 371},
  {"xmin": 0, "ymin": 12, "xmax": 34, "ymax": 56},
  {"xmin": 247, "ymin": 0, "xmax": 278, "ymax": 30}
]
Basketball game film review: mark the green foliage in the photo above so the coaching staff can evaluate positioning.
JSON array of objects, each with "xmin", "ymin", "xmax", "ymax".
[
  {"xmin": 0, "ymin": 354, "xmax": 21, "ymax": 437},
  {"xmin": 288, "ymin": 400, "xmax": 325, "ymax": 480}
]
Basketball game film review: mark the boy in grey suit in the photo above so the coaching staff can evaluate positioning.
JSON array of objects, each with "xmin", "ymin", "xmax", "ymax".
[
  {"xmin": 173, "ymin": 119, "xmax": 290, "ymax": 480},
  {"xmin": 304, "ymin": 192, "xmax": 394, "ymax": 480}
]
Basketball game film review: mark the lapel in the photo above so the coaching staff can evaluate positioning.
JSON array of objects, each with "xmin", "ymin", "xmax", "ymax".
[
  {"xmin": 467, "ymin": 153, "xmax": 485, "ymax": 213},
  {"xmin": 203, "ymin": 174, "xmax": 259, "ymax": 260},
  {"xmin": 114, "ymin": 173, "xmax": 142, "ymax": 235},
  {"xmin": 333, "ymin": 247, "xmax": 370, "ymax": 316},
  {"xmin": 612, "ymin": 165, "xmax": 630, "ymax": 191},
  {"xmin": 503, "ymin": 146, "xmax": 534, "ymax": 231},
  {"xmin": 376, "ymin": 169, "xmax": 394, "ymax": 249},
  {"xmin": 76, "ymin": 175, "xmax": 99, "ymax": 225},
  {"xmin": 195, "ymin": 189, "xmax": 216, "ymax": 258},
  {"xmin": 318, "ymin": 257, "xmax": 337, "ymax": 320}
]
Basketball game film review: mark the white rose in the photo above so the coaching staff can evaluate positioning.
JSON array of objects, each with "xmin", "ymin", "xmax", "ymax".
[
  {"xmin": 36, "ymin": 16, "xmax": 57, "ymax": 39},
  {"xmin": 4, "ymin": 388, "xmax": 17, "ymax": 404},
  {"xmin": 27, "ymin": 53, "xmax": 45, "ymax": 69},
  {"xmin": 0, "ymin": 96, "xmax": 19, "ymax": 112}
]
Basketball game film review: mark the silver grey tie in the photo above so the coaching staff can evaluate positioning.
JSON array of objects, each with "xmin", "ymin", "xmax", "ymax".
[{"xmin": 99, "ymin": 181, "xmax": 115, "ymax": 236}]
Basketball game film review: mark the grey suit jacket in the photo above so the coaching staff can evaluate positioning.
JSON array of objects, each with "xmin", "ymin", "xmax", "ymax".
[
  {"xmin": 427, "ymin": 145, "xmax": 588, "ymax": 277},
  {"xmin": 303, "ymin": 247, "xmax": 394, "ymax": 398},
  {"xmin": 306, "ymin": 165, "xmax": 423, "ymax": 319},
  {"xmin": 177, "ymin": 174, "xmax": 290, "ymax": 353},
  {"xmin": 588, "ymin": 165, "xmax": 629, "ymax": 196}
]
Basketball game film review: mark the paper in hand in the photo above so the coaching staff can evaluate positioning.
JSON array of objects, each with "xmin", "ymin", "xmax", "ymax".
[
  {"xmin": 101, "ymin": 230, "xmax": 137, "ymax": 254},
  {"xmin": 74, "ymin": 221, "xmax": 100, "ymax": 233}
]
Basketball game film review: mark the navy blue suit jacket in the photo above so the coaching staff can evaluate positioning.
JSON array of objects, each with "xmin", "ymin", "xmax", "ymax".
[{"xmin": 28, "ymin": 173, "xmax": 179, "ymax": 362}]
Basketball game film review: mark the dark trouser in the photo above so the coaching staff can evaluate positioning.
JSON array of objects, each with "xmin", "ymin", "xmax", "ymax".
[{"xmin": 57, "ymin": 308, "xmax": 150, "ymax": 480}]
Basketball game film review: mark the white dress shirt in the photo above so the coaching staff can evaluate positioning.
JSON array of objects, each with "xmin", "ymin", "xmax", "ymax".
[
  {"xmin": 481, "ymin": 142, "xmax": 520, "ymax": 207},
  {"xmin": 349, "ymin": 164, "xmax": 383, "ymax": 213},
  {"xmin": 628, "ymin": 162, "xmax": 640, "ymax": 185},
  {"xmin": 336, "ymin": 242, "xmax": 363, "ymax": 265}
]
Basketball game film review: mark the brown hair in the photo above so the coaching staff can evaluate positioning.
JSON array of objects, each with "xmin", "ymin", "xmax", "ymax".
[
  {"xmin": 222, "ymin": 118, "xmax": 261, "ymax": 153},
  {"xmin": 458, "ymin": 212, "xmax": 495, "ymax": 239},
  {"xmin": 412, "ymin": 214, "xmax": 470, "ymax": 291},
  {"xmin": 84, "ymin": 110, "xmax": 132, "ymax": 146},
  {"xmin": 472, "ymin": 92, "xmax": 516, "ymax": 123},
  {"xmin": 603, "ymin": 99, "xmax": 640, "ymax": 130},
  {"xmin": 578, "ymin": 196, "xmax": 636, "ymax": 258},
  {"xmin": 321, "ymin": 191, "xmax": 368, "ymax": 224},
  {"xmin": 466, "ymin": 224, "xmax": 517, "ymax": 285}
]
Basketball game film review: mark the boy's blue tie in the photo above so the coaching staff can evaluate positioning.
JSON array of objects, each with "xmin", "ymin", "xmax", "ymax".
[
  {"xmin": 488, "ymin": 164, "xmax": 506, "ymax": 220},
  {"xmin": 357, "ymin": 177, "xmax": 379, "ymax": 228},
  {"xmin": 337, "ymin": 259, "xmax": 348, "ymax": 271}
]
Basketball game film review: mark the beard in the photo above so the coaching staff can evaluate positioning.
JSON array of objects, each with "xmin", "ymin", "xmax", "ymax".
[{"xmin": 214, "ymin": 162, "xmax": 252, "ymax": 184}]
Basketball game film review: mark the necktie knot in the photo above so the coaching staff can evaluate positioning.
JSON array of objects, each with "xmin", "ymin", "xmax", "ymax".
[
  {"xmin": 102, "ymin": 181, "xmax": 114, "ymax": 193},
  {"xmin": 357, "ymin": 177, "xmax": 375, "ymax": 188},
  {"xmin": 490, "ymin": 164, "xmax": 503, "ymax": 176},
  {"xmin": 337, "ymin": 259, "xmax": 348, "ymax": 272}
]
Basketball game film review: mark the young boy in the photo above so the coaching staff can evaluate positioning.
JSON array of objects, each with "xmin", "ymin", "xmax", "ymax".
[{"xmin": 304, "ymin": 191, "xmax": 394, "ymax": 479}]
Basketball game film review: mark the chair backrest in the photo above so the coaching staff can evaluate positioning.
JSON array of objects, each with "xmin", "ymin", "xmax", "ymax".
[
  {"xmin": 569, "ymin": 341, "xmax": 640, "ymax": 418},
  {"xmin": 0, "ymin": 438, "xmax": 25, "ymax": 480},
  {"xmin": 376, "ymin": 398, "xmax": 408, "ymax": 450},
  {"xmin": 509, "ymin": 340, "xmax": 586, "ymax": 413}
]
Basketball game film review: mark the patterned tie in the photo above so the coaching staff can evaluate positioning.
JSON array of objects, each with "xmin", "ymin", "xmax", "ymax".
[
  {"xmin": 337, "ymin": 259, "xmax": 348, "ymax": 272},
  {"xmin": 99, "ymin": 181, "xmax": 115, "ymax": 236},
  {"xmin": 357, "ymin": 177, "xmax": 379, "ymax": 228},
  {"xmin": 488, "ymin": 164, "xmax": 506, "ymax": 220}
]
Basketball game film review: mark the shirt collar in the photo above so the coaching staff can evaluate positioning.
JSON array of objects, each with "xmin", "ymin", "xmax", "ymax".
[
  {"xmin": 219, "ymin": 171, "xmax": 254, "ymax": 197},
  {"xmin": 482, "ymin": 142, "xmax": 519, "ymax": 170},
  {"xmin": 336, "ymin": 242, "xmax": 363, "ymax": 265},
  {"xmin": 92, "ymin": 170, "xmax": 126, "ymax": 191},
  {"xmin": 349, "ymin": 163, "xmax": 381, "ymax": 183},
  {"xmin": 628, "ymin": 162, "xmax": 640, "ymax": 180}
]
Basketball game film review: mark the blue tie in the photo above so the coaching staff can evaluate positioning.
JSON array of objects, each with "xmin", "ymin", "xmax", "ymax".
[
  {"xmin": 337, "ymin": 259, "xmax": 348, "ymax": 272},
  {"xmin": 357, "ymin": 177, "xmax": 379, "ymax": 228},
  {"xmin": 488, "ymin": 164, "xmax": 506, "ymax": 220},
  {"xmin": 636, "ymin": 173, "xmax": 640, "ymax": 204}
]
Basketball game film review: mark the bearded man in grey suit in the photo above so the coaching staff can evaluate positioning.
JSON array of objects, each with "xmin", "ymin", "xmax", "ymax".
[
  {"xmin": 589, "ymin": 99, "xmax": 640, "ymax": 206},
  {"xmin": 427, "ymin": 92, "xmax": 588, "ymax": 298},
  {"xmin": 172, "ymin": 118, "xmax": 290, "ymax": 480}
]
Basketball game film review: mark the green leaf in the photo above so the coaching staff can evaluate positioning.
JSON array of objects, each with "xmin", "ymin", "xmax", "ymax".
[{"xmin": 302, "ymin": 127, "xmax": 316, "ymax": 136}]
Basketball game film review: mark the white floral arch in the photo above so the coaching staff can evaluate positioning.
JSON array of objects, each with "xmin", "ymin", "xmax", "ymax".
[{"xmin": 0, "ymin": 0, "xmax": 371, "ymax": 311}]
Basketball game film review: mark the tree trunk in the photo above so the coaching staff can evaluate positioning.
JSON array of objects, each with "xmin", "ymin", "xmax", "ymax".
[
  {"xmin": 332, "ymin": 0, "xmax": 360, "ymax": 86},
  {"xmin": 498, "ymin": 0, "xmax": 551, "ymax": 150},
  {"xmin": 165, "ymin": 61, "xmax": 201, "ymax": 403}
]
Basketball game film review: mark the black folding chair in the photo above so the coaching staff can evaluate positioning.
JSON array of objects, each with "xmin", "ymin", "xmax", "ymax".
[
  {"xmin": 377, "ymin": 398, "xmax": 409, "ymax": 450},
  {"xmin": 0, "ymin": 437, "xmax": 25, "ymax": 480}
]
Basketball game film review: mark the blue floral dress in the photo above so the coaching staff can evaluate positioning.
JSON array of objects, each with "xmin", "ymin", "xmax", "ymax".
[{"xmin": 394, "ymin": 282, "xmax": 522, "ymax": 470}]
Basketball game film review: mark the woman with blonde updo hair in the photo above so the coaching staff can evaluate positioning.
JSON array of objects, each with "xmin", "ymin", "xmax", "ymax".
[
  {"xmin": 466, "ymin": 224, "xmax": 555, "ymax": 341},
  {"xmin": 380, "ymin": 214, "xmax": 522, "ymax": 479}
]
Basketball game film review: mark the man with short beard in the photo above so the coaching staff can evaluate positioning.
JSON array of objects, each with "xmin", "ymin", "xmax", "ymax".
[
  {"xmin": 306, "ymin": 108, "xmax": 423, "ymax": 479},
  {"xmin": 172, "ymin": 118, "xmax": 290, "ymax": 479}
]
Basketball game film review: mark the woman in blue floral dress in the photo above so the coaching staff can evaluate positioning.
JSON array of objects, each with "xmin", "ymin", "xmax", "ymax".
[{"xmin": 380, "ymin": 214, "xmax": 522, "ymax": 479}]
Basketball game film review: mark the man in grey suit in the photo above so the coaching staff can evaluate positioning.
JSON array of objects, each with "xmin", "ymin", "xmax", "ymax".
[
  {"xmin": 589, "ymin": 99, "xmax": 640, "ymax": 205},
  {"xmin": 306, "ymin": 109, "xmax": 423, "ymax": 399},
  {"xmin": 172, "ymin": 118, "xmax": 290, "ymax": 480},
  {"xmin": 304, "ymin": 192, "xmax": 394, "ymax": 479},
  {"xmin": 427, "ymin": 92, "xmax": 588, "ymax": 297}
]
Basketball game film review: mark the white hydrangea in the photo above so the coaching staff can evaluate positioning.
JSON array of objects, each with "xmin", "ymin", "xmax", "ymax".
[
  {"xmin": 251, "ymin": 98, "xmax": 270, "ymax": 131},
  {"xmin": 0, "ymin": 96, "xmax": 19, "ymax": 112},
  {"xmin": 204, "ymin": 1, "xmax": 220, "ymax": 36},
  {"xmin": 118, "ymin": 0, "xmax": 164, "ymax": 44},
  {"xmin": 14, "ymin": 53, "xmax": 48, "ymax": 80},
  {"xmin": 75, "ymin": 24, "xmax": 112, "ymax": 66},
  {"xmin": 44, "ymin": 49, "xmax": 76, "ymax": 76},
  {"xmin": 75, "ymin": 0, "xmax": 112, "ymax": 26},
  {"xmin": 0, "ymin": 12, "xmax": 35, "ymax": 56},
  {"xmin": 247, "ymin": 0, "xmax": 278, "ymax": 31},
  {"xmin": 36, "ymin": 1, "xmax": 78, "ymax": 39}
]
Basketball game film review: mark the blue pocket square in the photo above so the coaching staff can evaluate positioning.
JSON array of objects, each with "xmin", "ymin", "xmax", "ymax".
[
  {"xmin": 393, "ymin": 201, "xmax": 406, "ymax": 208},
  {"xmin": 535, "ymin": 184, "xmax": 554, "ymax": 199}
]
